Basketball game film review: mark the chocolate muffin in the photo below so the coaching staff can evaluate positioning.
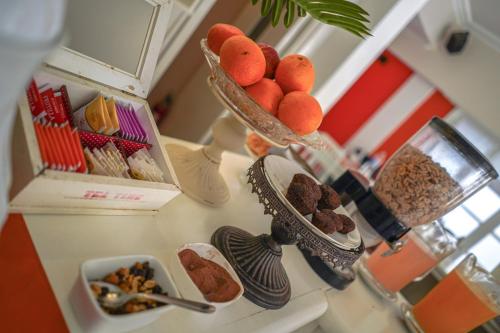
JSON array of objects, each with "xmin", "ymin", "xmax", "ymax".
[
  {"xmin": 312, "ymin": 210, "xmax": 337, "ymax": 234},
  {"xmin": 337, "ymin": 214, "xmax": 356, "ymax": 234},
  {"xmin": 291, "ymin": 173, "xmax": 321, "ymax": 200},
  {"xmin": 331, "ymin": 212, "xmax": 345, "ymax": 231},
  {"xmin": 286, "ymin": 182, "xmax": 317, "ymax": 215},
  {"xmin": 317, "ymin": 184, "xmax": 341, "ymax": 210}
]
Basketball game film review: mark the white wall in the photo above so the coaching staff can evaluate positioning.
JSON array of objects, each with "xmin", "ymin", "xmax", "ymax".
[
  {"xmin": 391, "ymin": 13, "xmax": 500, "ymax": 136},
  {"xmin": 311, "ymin": 0, "xmax": 430, "ymax": 112}
]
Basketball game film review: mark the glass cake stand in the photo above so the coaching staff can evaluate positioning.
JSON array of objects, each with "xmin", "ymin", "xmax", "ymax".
[
  {"xmin": 166, "ymin": 39, "xmax": 326, "ymax": 207},
  {"xmin": 212, "ymin": 155, "xmax": 365, "ymax": 309}
]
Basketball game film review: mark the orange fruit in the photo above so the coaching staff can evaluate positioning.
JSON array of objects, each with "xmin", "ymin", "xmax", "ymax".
[
  {"xmin": 220, "ymin": 35, "xmax": 266, "ymax": 87},
  {"xmin": 277, "ymin": 91, "xmax": 323, "ymax": 135},
  {"xmin": 258, "ymin": 43, "xmax": 280, "ymax": 79},
  {"xmin": 246, "ymin": 133, "xmax": 271, "ymax": 157},
  {"xmin": 275, "ymin": 54, "xmax": 315, "ymax": 94},
  {"xmin": 245, "ymin": 78, "xmax": 284, "ymax": 115},
  {"xmin": 207, "ymin": 23, "xmax": 244, "ymax": 55}
]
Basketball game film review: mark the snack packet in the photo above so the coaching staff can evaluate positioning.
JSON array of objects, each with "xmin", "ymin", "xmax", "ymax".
[
  {"xmin": 105, "ymin": 98, "xmax": 120, "ymax": 135},
  {"xmin": 73, "ymin": 95, "xmax": 107, "ymax": 133},
  {"xmin": 128, "ymin": 148, "xmax": 164, "ymax": 182}
]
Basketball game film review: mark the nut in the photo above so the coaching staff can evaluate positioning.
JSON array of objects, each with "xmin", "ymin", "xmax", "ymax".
[
  {"xmin": 93, "ymin": 261, "xmax": 167, "ymax": 315},
  {"xmin": 104, "ymin": 273, "xmax": 119, "ymax": 285},
  {"xmin": 143, "ymin": 280, "xmax": 156, "ymax": 289}
]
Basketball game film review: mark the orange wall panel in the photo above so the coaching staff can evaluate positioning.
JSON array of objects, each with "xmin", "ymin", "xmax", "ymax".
[
  {"xmin": 319, "ymin": 51, "xmax": 413, "ymax": 145},
  {"xmin": 0, "ymin": 215, "xmax": 69, "ymax": 333}
]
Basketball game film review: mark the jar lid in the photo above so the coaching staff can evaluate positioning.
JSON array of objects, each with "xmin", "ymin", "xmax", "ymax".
[
  {"xmin": 430, "ymin": 117, "xmax": 498, "ymax": 179},
  {"xmin": 357, "ymin": 190, "xmax": 410, "ymax": 243}
]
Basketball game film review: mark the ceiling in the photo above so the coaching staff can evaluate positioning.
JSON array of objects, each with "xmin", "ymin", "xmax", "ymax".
[{"xmin": 455, "ymin": 0, "xmax": 500, "ymax": 51}]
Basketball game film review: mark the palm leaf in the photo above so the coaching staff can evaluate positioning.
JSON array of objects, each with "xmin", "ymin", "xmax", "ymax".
[
  {"xmin": 284, "ymin": 0, "xmax": 296, "ymax": 27},
  {"xmin": 271, "ymin": 0, "xmax": 285, "ymax": 27},
  {"xmin": 251, "ymin": 0, "xmax": 371, "ymax": 38},
  {"xmin": 261, "ymin": 0, "xmax": 273, "ymax": 16}
]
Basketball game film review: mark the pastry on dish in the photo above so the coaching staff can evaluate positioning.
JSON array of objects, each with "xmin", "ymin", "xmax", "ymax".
[
  {"xmin": 286, "ymin": 182, "xmax": 318, "ymax": 215},
  {"xmin": 291, "ymin": 173, "xmax": 321, "ymax": 200},
  {"xmin": 337, "ymin": 214, "xmax": 356, "ymax": 234},
  {"xmin": 312, "ymin": 210, "xmax": 338, "ymax": 234},
  {"xmin": 317, "ymin": 184, "xmax": 341, "ymax": 210}
]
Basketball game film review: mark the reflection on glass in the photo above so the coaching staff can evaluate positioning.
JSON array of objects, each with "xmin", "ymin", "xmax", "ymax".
[
  {"xmin": 495, "ymin": 224, "xmax": 500, "ymax": 238},
  {"xmin": 470, "ymin": 235, "xmax": 500, "ymax": 272},
  {"xmin": 442, "ymin": 206, "xmax": 479, "ymax": 238},
  {"xmin": 463, "ymin": 186, "xmax": 500, "ymax": 222}
]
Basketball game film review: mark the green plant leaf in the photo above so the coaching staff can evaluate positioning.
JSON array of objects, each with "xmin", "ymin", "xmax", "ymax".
[
  {"xmin": 284, "ymin": 0, "xmax": 296, "ymax": 28},
  {"xmin": 251, "ymin": 0, "xmax": 371, "ymax": 37},
  {"xmin": 261, "ymin": 0, "xmax": 273, "ymax": 16},
  {"xmin": 307, "ymin": 3, "xmax": 369, "ymax": 21},
  {"xmin": 271, "ymin": 0, "xmax": 285, "ymax": 27},
  {"xmin": 297, "ymin": 4, "xmax": 306, "ymax": 17}
]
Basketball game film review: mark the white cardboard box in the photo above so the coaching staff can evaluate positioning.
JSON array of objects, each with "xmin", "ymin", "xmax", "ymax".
[{"xmin": 9, "ymin": 0, "xmax": 181, "ymax": 215}]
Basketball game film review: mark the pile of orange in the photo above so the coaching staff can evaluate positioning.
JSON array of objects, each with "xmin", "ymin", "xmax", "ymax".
[{"xmin": 207, "ymin": 23, "xmax": 323, "ymax": 136}]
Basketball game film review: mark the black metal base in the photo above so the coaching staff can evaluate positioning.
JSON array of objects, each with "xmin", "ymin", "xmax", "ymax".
[
  {"xmin": 299, "ymin": 246, "xmax": 355, "ymax": 290},
  {"xmin": 211, "ymin": 226, "xmax": 291, "ymax": 309}
]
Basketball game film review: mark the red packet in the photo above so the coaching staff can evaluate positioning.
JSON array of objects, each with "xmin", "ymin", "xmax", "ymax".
[
  {"xmin": 40, "ymin": 88, "xmax": 57, "ymax": 122},
  {"xmin": 71, "ymin": 130, "xmax": 88, "ymax": 173},
  {"xmin": 40, "ymin": 88, "xmax": 68, "ymax": 124},
  {"xmin": 44, "ymin": 124, "xmax": 65, "ymax": 171},
  {"xmin": 53, "ymin": 92, "xmax": 69, "ymax": 124},
  {"xmin": 26, "ymin": 80, "xmax": 45, "ymax": 119},
  {"xmin": 53, "ymin": 125, "xmax": 72, "ymax": 171},
  {"xmin": 62, "ymin": 124, "xmax": 79, "ymax": 171},
  {"xmin": 59, "ymin": 85, "xmax": 73, "ymax": 125},
  {"xmin": 39, "ymin": 124, "xmax": 57, "ymax": 169},
  {"xmin": 33, "ymin": 122, "xmax": 49, "ymax": 168}
]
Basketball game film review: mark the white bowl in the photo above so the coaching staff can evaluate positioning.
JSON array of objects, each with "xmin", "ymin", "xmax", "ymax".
[
  {"xmin": 70, "ymin": 255, "xmax": 180, "ymax": 333},
  {"xmin": 170, "ymin": 243, "xmax": 244, "ymax": 310}
]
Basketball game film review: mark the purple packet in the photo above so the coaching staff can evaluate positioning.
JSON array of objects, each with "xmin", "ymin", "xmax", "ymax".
[
  {"xmin": 116, "ymin": 103, "xmax": 132, "ymax": 140},
  {"xmin": 122, "ymin": 105, "xmax": 141, "ymax": 141},
  {"xmin": 115, "ymin": 103, "xmax": 127, "ymax": 139},
  {"xmin": 127, "ymin": 104, "xmax": 148, "ymax": 143}
]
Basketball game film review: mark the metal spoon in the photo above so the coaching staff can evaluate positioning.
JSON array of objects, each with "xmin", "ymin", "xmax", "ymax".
[{"xmin": 92, "ymin": 281, "xmax": 215, "ymax": 314}]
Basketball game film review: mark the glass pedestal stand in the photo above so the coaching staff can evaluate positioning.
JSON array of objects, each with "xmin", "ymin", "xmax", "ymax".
[{"xmin": 166, "ymin": 38, "xmax": 324, "ymax": 207}]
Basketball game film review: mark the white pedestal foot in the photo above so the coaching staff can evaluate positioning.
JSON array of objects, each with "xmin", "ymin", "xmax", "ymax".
[{"xmin": 166, "ymin": 114, "xmax": 247, "ymax": 207}]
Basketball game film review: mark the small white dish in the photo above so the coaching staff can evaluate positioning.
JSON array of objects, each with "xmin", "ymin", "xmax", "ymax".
[
  {"xmin": 263, "ymin": 155, "xmax": 362, "ymax": 250},
  {"xmin": 70, "ymin": 255, "xmax": 179, "ymax": 333},
  {"xmin": 170, "ymin": 243, "xmax": 244, "ymax": 310}
]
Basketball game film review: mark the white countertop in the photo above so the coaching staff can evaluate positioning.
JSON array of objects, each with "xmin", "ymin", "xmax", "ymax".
[
  {"xmin": 319, "ymin": 272, "xmax": 409, "ymax": 333},
  {"xmin": 23, "ymin": 136, "xmax": 331, "ymax": 333}
]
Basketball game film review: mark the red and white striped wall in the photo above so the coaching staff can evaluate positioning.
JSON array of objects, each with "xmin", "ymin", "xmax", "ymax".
[{"xmin": 319, "ymin": 50, "xmax": 455, "ymax": 160}]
